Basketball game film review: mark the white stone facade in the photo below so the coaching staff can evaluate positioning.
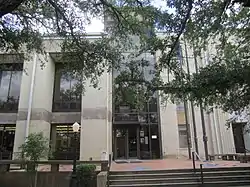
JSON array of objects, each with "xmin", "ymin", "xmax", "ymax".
[{"xmin": 0, "ymin": 35, "xmax": 243, "ymax": 161}]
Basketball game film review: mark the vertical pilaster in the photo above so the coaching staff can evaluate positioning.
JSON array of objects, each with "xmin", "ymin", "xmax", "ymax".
[
  {"xmin": 160, "ymin": 102, "xmax": 179, "ymax": 158},
  {"xmin": 80, "ymin": 71, "xmax": 111, "ymax": 160},
  {"xmin": 13, "ymin": 53, "xmax": 55, "ymax": 158}
]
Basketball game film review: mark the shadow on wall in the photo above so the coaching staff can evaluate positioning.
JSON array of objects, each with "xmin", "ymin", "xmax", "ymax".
[{"xmin": 0, "ymin": 172, "xmax": 71, "ymax": 187}]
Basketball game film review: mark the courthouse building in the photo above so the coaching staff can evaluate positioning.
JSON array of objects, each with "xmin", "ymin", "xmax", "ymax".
[{"xmin": 0, "ymin": 33, "xmax": 249, "ymax": 161}]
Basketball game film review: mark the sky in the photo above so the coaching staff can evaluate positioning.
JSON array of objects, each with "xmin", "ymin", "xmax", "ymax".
[{"xmin": 85, "ymin": 18, "xmax": 104, "ymax": 33}]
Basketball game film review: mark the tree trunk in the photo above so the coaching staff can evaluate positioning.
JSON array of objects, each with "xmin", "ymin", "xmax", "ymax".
[{"xmin": 0, "ymin": 0, "xmax": 25, "ymax": 18}]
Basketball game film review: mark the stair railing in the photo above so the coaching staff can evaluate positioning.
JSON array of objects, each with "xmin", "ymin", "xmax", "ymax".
[
  {"xmin": 106, "ymin": 154, "xmax": 112, "ymax": 187},
  {"xmin": 192, "ymin": 151, "xmax": 202, "ymax": 172},
  {"xmin": 200, "ymin": 164, "xmax": 204, "ymax": 186},
  {"xmin": 192, "ymin": 152, "xmax": 205, "ymax": 186}
]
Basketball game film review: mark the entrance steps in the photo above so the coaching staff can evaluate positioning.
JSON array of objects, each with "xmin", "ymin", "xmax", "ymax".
[{"xmin": 108, "ymin": 167, "xmax": 250, "ymax": 187}]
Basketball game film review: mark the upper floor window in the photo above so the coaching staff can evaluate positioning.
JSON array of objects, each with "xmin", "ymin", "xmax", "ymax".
[
  {"xmin": 176, "ymin": 102, "xmax": 185, "ymax": 111},
  {"xmin": 52, "ymin": 64, "xmax": 81, "ymax": 112},
  {"xmin": 178, "ymin": 124, "xmax": 191, "ymax": 149},
  {"xmin": 0, "ymin": 64, "xmax": 22, "ymax": 113}
]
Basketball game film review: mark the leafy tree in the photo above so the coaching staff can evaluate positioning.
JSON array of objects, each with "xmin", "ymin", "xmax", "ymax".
[
  {"xmin": 19, "ymin": 132, "xmax": 49, "ymax": 162},
  {"xmin": 0, "ymin": 0, "xmax": 150, "ymax": 90},
  {"xmin": 19, "ymin": 132, "xmax": 50, "ymax": 187},
  {"xmin": 153, "ymin": 0, "xmax": 250, "ymax": 116},
  {"xmin": 2, "ymin": 0, "xmax": 250, "ymax": 115}
]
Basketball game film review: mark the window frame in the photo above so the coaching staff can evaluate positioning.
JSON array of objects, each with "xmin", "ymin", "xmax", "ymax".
[
  {"xmin": 178, "ymin": 124, "xmax": 191, "ymax": 149},
  {"xmin": 0, "ymin": 64, "xmax": 23, "ymax": 113},
  {"xmin": 52, "ymin": 64, "xmax": 82, "ymax": 112}
]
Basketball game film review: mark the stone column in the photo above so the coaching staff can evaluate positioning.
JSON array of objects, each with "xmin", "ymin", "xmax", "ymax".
[
  {"xmin": 159, "ymin": 102, "xmax": 179, "ymax": 158},
  {"xmin": 210, "ymin": 111, "xmax": 220, "ymax": 155},
  {"xmin": 80, "ymin": 71, "xmax": 111, "ymax": 160},
  {"xmin": 217, "ymin": 110, "xmax": 235, "ymax": 154},
  {"xmin": 13, "ymin": 53, "xmax": 55, "ymax": 158}
]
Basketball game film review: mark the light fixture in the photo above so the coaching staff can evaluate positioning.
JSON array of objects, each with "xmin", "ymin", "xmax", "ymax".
[
  {"xmin": 70, "ymin": 122, "xmax": 80, "ymax": 187},
  {"xmin": 152, "ymin": 135, "xmax": 157, "ymax": 139},
  {"xmin": 72, "ymin": 122, "xmax": 80, "ymax": 132}
]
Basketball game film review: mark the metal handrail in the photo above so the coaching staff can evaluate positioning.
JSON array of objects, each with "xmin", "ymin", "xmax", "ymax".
[
  {"xmin": 192, "ymin": 151, "xmax": 202, "ymax": 172},
  {"xmin": 0, "ymin": 159, "xmax": 109, "ymax": 172},
  {"xmin": 0, "ymin": 99, "xmax": 19, "ymax": 112},
  {"xmin": 52, "ymin": 99, "xmax": 81, "ymax": 112},
  {"xmin": 192, "ymin": 152, "xmax": 196, "ymax": 171},
  {"xmin": 106, "ymin": 154, "xmax": 112, "ymax": 187},
  {"xmin": 193, "ymin": 151, "xmax": 202, "ymax": 162},
  {"xmin": 245, "ymin": 148, "xmax": 250, "ymax": 153},
  {"xmin": 192, "ymin": 152, "xmax": 205, "ymax": 186},
  {"xmin": 200, "ymin": 164, "xmax": 204, "ymax": 186}
]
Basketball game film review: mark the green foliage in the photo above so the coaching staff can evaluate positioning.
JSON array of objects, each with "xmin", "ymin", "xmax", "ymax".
[
  {"xmin": 19, "ymin": 132, "xmax": 49, "ymax": 162},
  {"xmin": 18, "ymin": 133, "xmax": 50, "ymax": 187},
  {"xmin": 2, "ymin": 0, "xmax": 250, "ymax": 114},
  {"xmin": 76, "ymin": 164, "xmax": 96, "ymax": 186}
]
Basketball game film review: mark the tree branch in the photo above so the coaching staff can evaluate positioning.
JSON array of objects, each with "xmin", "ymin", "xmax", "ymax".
[
  {"xmin": 99, "ymin": 0, "xmax": 133, "ymax": 34},
  {"xmin": 0, "ymin": 0, "xmax": 25, "ymax": 18},
  {"xmin": 165, "ymin": 0, "xmax": 193, "ymax": 66},
  {"xmin": 47, "ymin": 0, "xmax": 76, "ymax": 39}
]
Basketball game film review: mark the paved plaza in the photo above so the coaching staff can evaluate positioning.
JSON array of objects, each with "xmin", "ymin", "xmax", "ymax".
[
  {"xmin": 111, "ymin": 159, "xmax": 250, "ymax": 171},
  {"xmin": 34, "ymin": 159, "xmax": 250, "ymax": 172}
]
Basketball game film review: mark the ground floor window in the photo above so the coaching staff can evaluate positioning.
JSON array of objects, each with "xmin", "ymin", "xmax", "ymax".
[
  {"xmin": 51, "ymin": 124, "xmax": 80, "ymax": 160},
  {"xmin": 0, "ymin": 124, "xmax": 15, "ymax": 159}
]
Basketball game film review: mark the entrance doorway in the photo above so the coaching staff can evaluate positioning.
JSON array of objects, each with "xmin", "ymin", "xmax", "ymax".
[
  {"xmin": 0, "ymin": 125, "xmax": 15, "ymax": 159},
  {"xmin": 114, "ymin": 126, "xmax": 139, "ymax": 160},
  {"xmin": 232, "ymin": 123, "xmax": 246, "ymax": 153}
]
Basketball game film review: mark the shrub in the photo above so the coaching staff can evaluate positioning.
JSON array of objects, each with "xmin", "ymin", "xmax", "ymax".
[
  {"xmin": 19, "ymin": 132, "xmax": 49, "ymax": 164},
  {"xmin": 19, "ymin": 132, "xmax": 50, "ymax": 187},
  {"xmin": 76, "ymin": 164, "xmax": 96, "ymax": 187}
]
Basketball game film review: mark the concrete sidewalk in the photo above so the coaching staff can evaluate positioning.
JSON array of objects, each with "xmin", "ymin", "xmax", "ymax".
[
  {"xmin": 110, "ymin": 159, "xmax": 250, "ymax": 171},
  {"xmin": 33, "ymin": 158, "xmax": 250, "ymax": 172}
]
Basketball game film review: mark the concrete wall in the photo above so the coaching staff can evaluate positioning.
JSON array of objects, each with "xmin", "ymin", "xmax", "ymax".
[
  {"xmin": 158, "ymin": 38, "xmax": 236, "ymax": 159},
  {"xmin": 160, "ymin": 102, "xmax": 179, "ymax": 157},
  {"xmin": 97, "ymin": 171, "xmax": 108, "ymax": 187},
  {"xmin": 13, "ymin": 53, "xmax": 55, "ymax": 157},
  {"xmin": 216, "ymin": 109, "xmax": 235, "ymax": 154},
  {"xmin": 0, "ymin": 172, "xmax": 71, "ymax": 187},
  {"xmin": 80, "ymin": 71, "xmax": 111, "ymax": 160}
]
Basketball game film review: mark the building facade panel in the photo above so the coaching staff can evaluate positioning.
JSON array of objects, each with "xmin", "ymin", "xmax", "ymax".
[
  {"xmin": 80, "ymin": 72, "xmax": 111, "ymax": 160},
  {"xmin": 0, "ymin": 37, "xmax": 245, "ymax": 161},
  {"xmin": 160, "ymin": 103, "xmax": 179, "ymax": 157}
]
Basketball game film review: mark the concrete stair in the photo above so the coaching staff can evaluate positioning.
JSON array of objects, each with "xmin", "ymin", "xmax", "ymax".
[{"xmin": 108, "ymin": 167, "xmax": 250, "ymax": 187}]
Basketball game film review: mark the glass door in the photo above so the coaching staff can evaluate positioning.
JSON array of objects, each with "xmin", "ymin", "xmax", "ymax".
[
  {"xmin": 116, "ymin": 128, "xmax": 127, "ymax": 159},
  {"xmin": 0, "ymin": 125, "xmax": 15, "ymax": 159},
  {"xmin": 128, "ymin": 127, "xmax": 139, "ymax": 158},
  {"xmin": 114, "ymin": 126, "xmax": 140, "ymax": 159}
]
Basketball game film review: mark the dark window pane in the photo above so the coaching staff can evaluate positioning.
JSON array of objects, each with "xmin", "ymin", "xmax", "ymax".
[
  {"xmin": 0, "ymin": 71, "xmax": 11, "ymax": 101},
  {"xmin": 53, "ymin": 64, "xmax": 81, "ymax": 112},
  {"xmin": 0, "ymin": 67, "xmax": 22, "ymax": 112},
  {"xmin": 178, "ymin": 124, "xmax": 191, "ymax": 149},
  {"xmin": 0, "ymin": 124, "xmax": 16, "ymax": 160},
  {"xmin": 149, "ymin": 97, "xmax": 158, "ymax": 112},
  {"xmin": 150, "ymin": 125, "xmax": 160, "ymax": 159},
  {"xmin": 149, "ymin": 113, "xmax": 158, "ymax": 123},
  {"xmin": 9, "ymin": 71, "xmax": 22, "ymax": 99},
  {"xmin": 53, "ymin": 124, "xmax": 80, "ymax": 160}
]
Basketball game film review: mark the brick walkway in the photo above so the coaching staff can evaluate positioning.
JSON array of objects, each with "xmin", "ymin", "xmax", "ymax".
[
  {"xmin": 35, "ymin": 159, "xmax": 250, "ymax": 172},
  {"xmin": 110, "ymin": 159, "xmax": 250, "ymax": 171}
]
